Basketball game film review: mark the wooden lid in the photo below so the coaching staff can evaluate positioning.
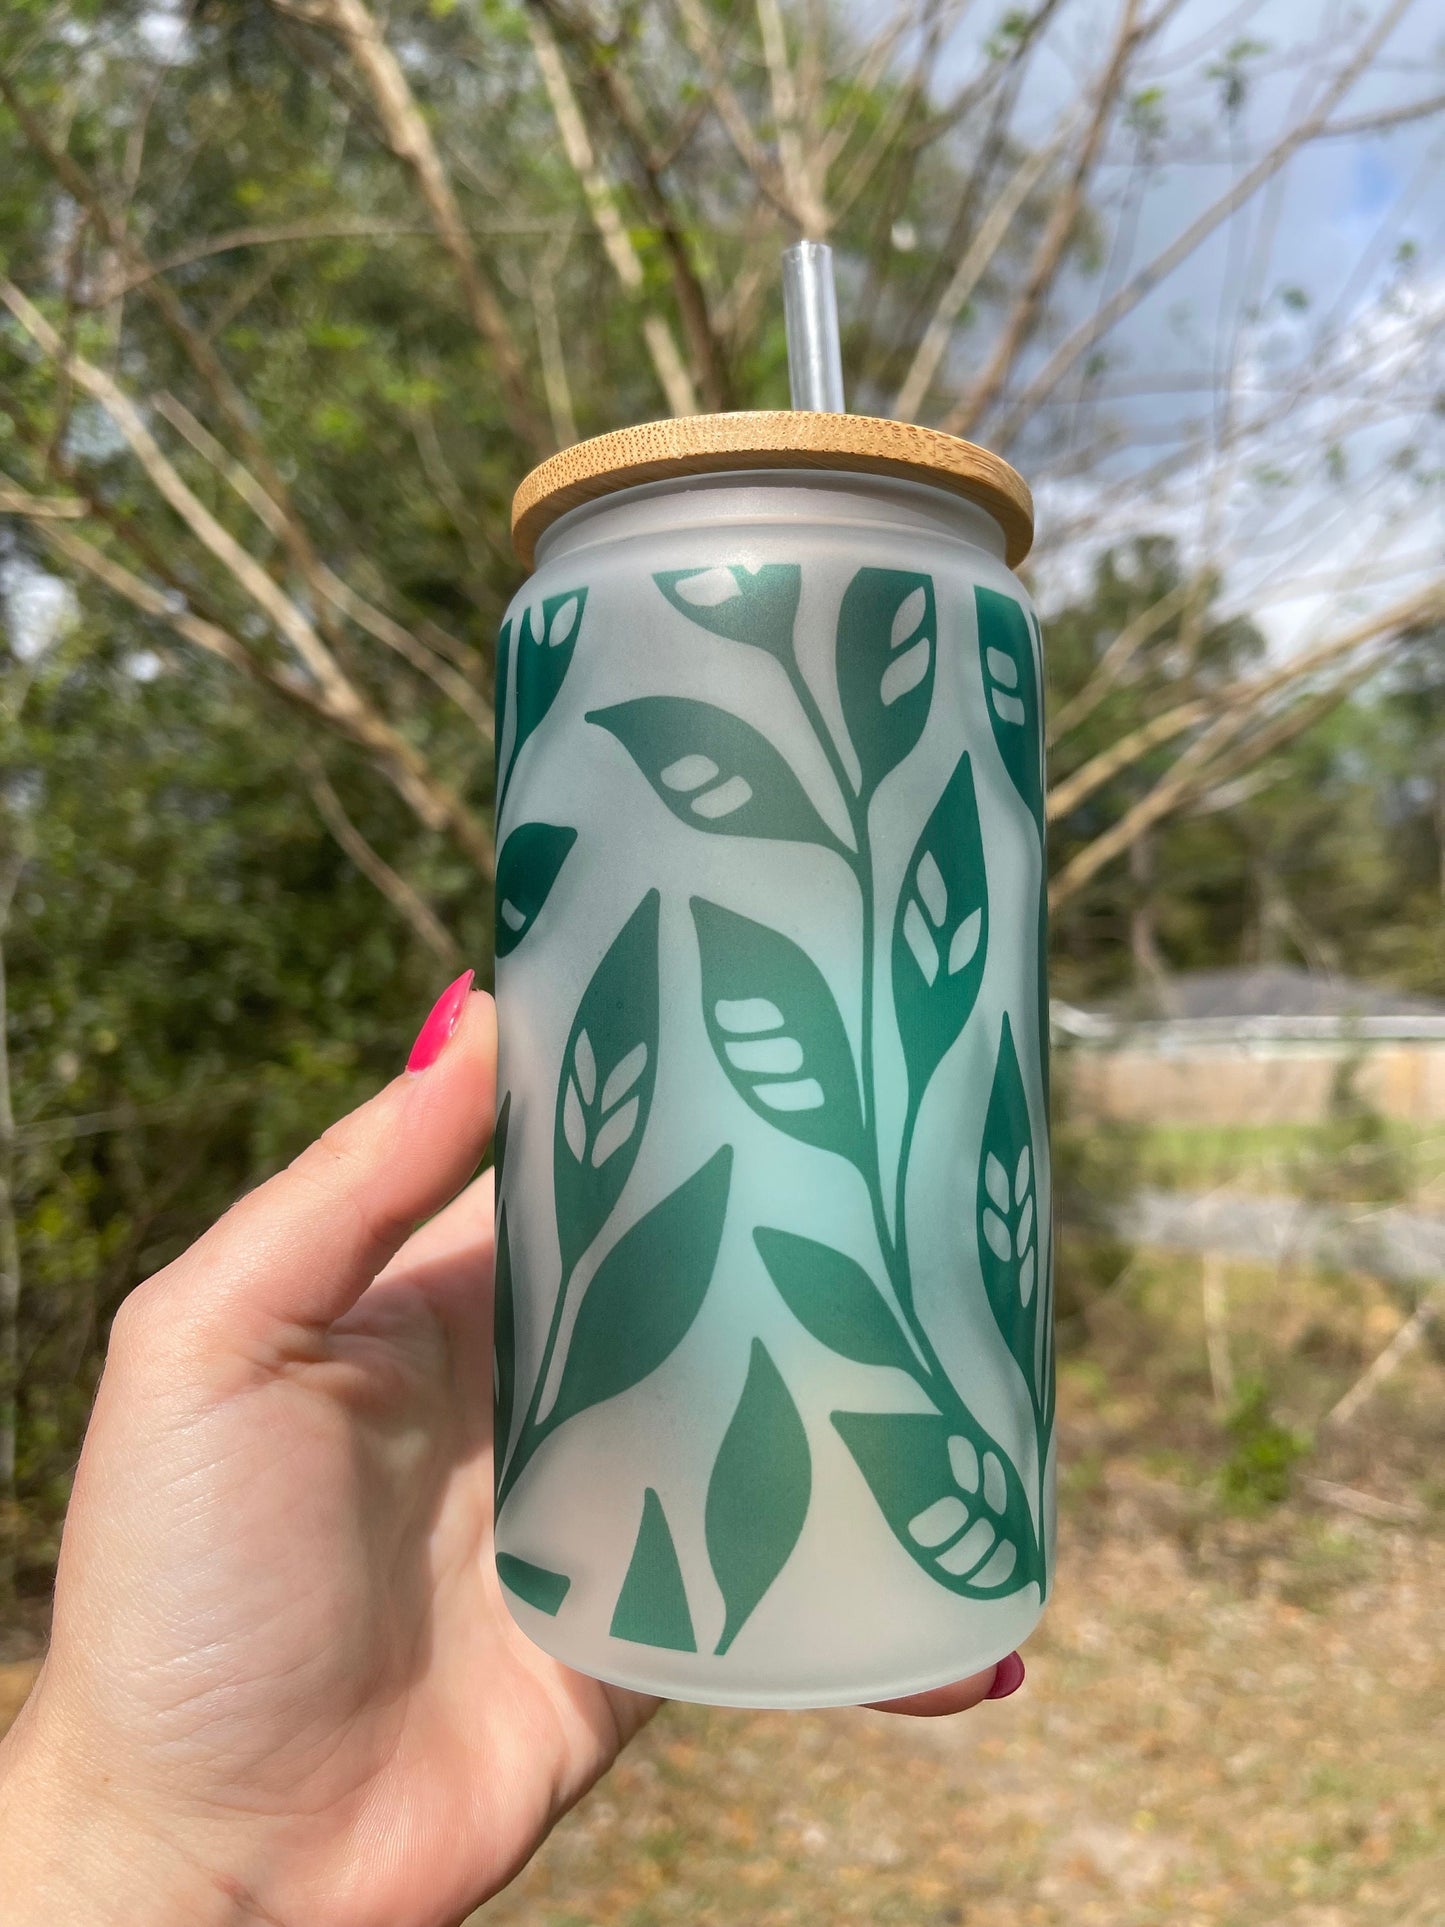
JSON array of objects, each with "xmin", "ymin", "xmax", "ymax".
[{"xmin": 512, "ymin": 410, "xmax": 1033, "ymax": 570}]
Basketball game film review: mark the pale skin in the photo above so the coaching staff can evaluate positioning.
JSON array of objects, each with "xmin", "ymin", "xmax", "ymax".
[{"xmin": 0, "ymin": 986, "xmax": 1018, "ymax": 1927}]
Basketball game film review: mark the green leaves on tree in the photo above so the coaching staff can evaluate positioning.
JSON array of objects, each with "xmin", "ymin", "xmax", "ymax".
[
  {"xmin": 831, "ymin": 1410, "xmax": 1039, "ymax": 1598},
  {"xmin": 553, "ymin": 890, "xmax": 660, "ymax": 1273},
  {"xmin": 706, "ymin": 1340, "xmax": 812, "ymax": 1653},
  {"xmin": 610, "ymin": 1488, "xmax": 697, "ymax": 1652},
  {"xmin": 543, "ymin": 1145, "xmax": 733, "ymax": 1435},
  {"xmin": 692, "ymin": 896, "xmax": 864, "ymax": 1165},
  {"xmin": 754, "ymin": 1227, "xmax": 919, "ymax": 1376},
  {"xmin": 494, "ymin": 820, "xmax": 577, "ymax": 958},
  {"xmin": 892, "ymin": 751, "xmax": 989, "ymax": 1100},
  {"xmin": 654, "ymin": 564, "xmax": 801, "ymax": 661},
  {"xmin": 836, "ymin": 568, "xmax": 937, "ymax": 798},
  {"xmin": 588, "ymin": 696, "xmax": 852, "ymax": 855}
]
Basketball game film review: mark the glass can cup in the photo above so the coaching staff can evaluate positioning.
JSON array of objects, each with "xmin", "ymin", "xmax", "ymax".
[{"xmin": 492, "ymin": 415, "xmax": 1053, "ymax": 1708}]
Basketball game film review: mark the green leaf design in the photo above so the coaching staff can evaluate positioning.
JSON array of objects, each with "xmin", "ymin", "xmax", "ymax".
[
  {"xmin": 836, "ymin": 568, "xmax": 937, "ymax": 797},
  {"xmin": 545, "ymin": 1146, "xmax": 733, "ymax": 1434},
  {"xmin": 554, "ymin": 890, "xmax": 660, "ymax": 1273},
  {"xmin": 976, "ymin": 587, "xmax": 1044, "ymax": 836},
  {"xmin": 892, "ymin": 751, "xmax": 989, "ymax": 1101},
  {"xmin": 587, "ymin": 697, "xmax": 851, "ymax": 856},
  {"xmin": 493, "ymin": 1200, "xmax": 516, "ymax": 1477},
  {"xmin": 495, "ymin": 821, "xmax": 577, "ymax": 959},
  {"xmin": 754, "ymin": 1227, "xmax": 920, "ymax": 1377},
  {"xmin": 832, "ymin": 1409, "xmax": 1038, "ymax": 1598},
  {"xmin": 692, "ymin": 897, "xmax": 864, "ymax": 1165},
  {"xmin": 977, "ymin": 1014, "xmax": 1045, "ymax": 1417},
  {"xmin": 706, "ymin": 1340, "xmax": 811, "ymax": 1654},
  {"xmin": 610, "ymin": 1487, "xmax": 697, "ymax": 1652},
  {"xmin": 654, "ymin": 564, "xmax": 801, "ymax": 661},
  {"xmin": 500, "ymin": 586, "xmax": 587, "ymax": 809},
  {"xmin": 496, "ymin": 1553, "xmax": 570, "ymax": 1616}
]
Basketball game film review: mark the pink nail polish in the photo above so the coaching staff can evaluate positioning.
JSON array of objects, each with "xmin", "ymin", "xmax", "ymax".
[
  {"xmin": 985, "ymin": 1651, "xmax": 1025, "ymax": 1700},
  {"xmin": 407, "ymin": 971, "xmax": 475, "ymax": 1073}
]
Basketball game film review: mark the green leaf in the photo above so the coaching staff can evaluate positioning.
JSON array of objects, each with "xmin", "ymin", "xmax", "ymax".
[
  {"xmin": 546, "ymin": 1145, "xmax": 732, "ymax": 1433},
  {"xmin": 500, "ymin": 586, "xmax": 587, "ymax": 810},
  {"xmin": 496, "ymin": 1553, "xmax": 570, "ymax": 1615},
  {"xmin": 493, "ymin": 1089, "xmax": 512, "ymax": 1199},
  {"xmin": 654, "ymin": 564, "xmax": 801, "ymax": 661},
  {"xmin": 692, "ymin": 897, "xmax": 864, "ymax": 1165},
  {"xmin": 977, "ymin": 1014, "xmax": 1045, "ymax": 1417},
  {"xmin": 588, "ymin": 697, "xmax": 851, "ymax": 855},
  {"xmin": 892, "ymin": 751, "xmax": 989, "ymax": 1100},
  {"xmin": 554, "ymin": 890, "xmax": 660, "ymax": 1273},
  {"xmin": 610, "ymin": 1487, "xmax": 697, "ymax": 1651},
  {"xmin": 706, "ymin": 1340, "xmax": 811, "ymax": 1654},
  {"xmin": 832, "ymin": 1409, "xmax": 1038, "ymax": 1598},
  {"xmin": 976, "ymin": 587, "xmax": 1043, "ymax": 837},
  {"xmin": 754, "ymin": 1227, "xmax": 920, "ymax": 1376},
  {"xmin": 495, "ymin": 820, "xmax": 577, "ymax": 958},
  {"xmin": 836, "ymin": 568, "xmax": 936, "ymax": 797}
]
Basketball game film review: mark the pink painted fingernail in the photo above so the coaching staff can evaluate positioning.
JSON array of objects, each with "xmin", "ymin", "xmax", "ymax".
[
  {"xmin": 407, "ymin": 971, "xmax": 475, "ymax": 1072},
  {"xmin": 985, "ymin": 1651, "xmax": 1025, "ymax": 1700}
]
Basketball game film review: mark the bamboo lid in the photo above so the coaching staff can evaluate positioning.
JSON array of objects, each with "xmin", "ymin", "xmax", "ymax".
[{"xmin": 512, "ymin": 410, "xmax": 1033, "ymax": 570}]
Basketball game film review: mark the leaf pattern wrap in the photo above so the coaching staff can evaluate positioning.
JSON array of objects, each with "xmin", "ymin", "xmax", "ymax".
[
  {"xmin": 544, "ymin": 1145, "xmax": 733, "ymax": 1434},
  {"xmin": 654, "ymin": 564, "xmax": 801, "ymax": 661},
  {"xmin": 977, "ymin": 1014, "xmax": 1046, "ymax": 1418},
  {"xmin": 832, "ymin": 1409, "xmax": 1040, "ymax": 1598},
  {"xmin": 553, "ymin": 890, "xmax": 660, "ymax": 1273},
  {"xmin": 976, "ymin": 587, "xmax": 1043, "ymax": 836},
  {"xmin": 892, "ymin": 751, "xmax": 989, "ymax": 1101},
  {"xmin": 588, "ymin": 697, "xmax": 850, "ymax": 854},
  {"xmin": 706, "ymin": 1340, "xmax": 811, "ymax": 1653},
  {"xmin": 692, "ymin": 897, "xmax": 864, "ymax": 1165},
  {"xmin": 495, "ymin": 821, "xmax": 577, "ymax": 958},
  {"xmin": 836, "ymin": 568, "xmax": 937, "ymax": 798}
]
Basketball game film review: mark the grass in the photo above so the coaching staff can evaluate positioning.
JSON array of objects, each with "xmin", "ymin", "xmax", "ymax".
[{"xmin": 1130, "ymin": 1120, "xmax": 1443, "ymax": 1205}]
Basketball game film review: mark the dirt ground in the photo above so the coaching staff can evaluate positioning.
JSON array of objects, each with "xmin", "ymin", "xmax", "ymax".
[{"xmin": 476, "ymin": 1423, "xmax": 1444, "ymax": 1925}]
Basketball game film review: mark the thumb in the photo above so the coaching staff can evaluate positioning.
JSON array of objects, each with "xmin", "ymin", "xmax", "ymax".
[{"xmin": 152, "ymin": 975, "xmax": 497, "ymax": 1356}]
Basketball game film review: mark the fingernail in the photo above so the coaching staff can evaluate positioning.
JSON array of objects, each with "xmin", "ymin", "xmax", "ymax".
[
  {"xmin": 407, "ymin": 971, "xmax": 475, "ymax": 1073},
  {"xmin": 985, "ymin": 1651, "xmax": 1025, "ymax": 1700}
]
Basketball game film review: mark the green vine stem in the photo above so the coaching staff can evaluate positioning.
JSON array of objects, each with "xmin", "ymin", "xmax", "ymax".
[{"xmin": 784, "ymin": 653, "xmax": 1048, "ymax": 1594}]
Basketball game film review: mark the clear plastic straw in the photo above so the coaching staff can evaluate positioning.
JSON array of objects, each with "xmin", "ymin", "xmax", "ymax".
[{"xmin": 782, "ymin": 241, "xmax": 845, "ymax": 412}]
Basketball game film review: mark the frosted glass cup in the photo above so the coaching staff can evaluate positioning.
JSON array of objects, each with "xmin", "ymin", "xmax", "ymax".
[{"xmin": 491, "ymin": 416, "xmax": 1053, "ymax": 1708}]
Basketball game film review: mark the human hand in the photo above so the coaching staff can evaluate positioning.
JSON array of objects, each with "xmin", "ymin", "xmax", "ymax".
[{"xmin": 0, "ymin": 975, "xmax": 1022, "ymax": 1927}]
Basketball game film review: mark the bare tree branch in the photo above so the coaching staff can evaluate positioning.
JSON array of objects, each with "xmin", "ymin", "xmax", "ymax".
[
  {"xmin": 988, "ymin": 0, "xmax": 1419, "ymax": 446},
  {"xmin": 1045, "ymin": 577, "xmax": 1193, "ymax": 746},
  {"xmin": 281, "ymin": 0, "xmax": 547, "ymax": 454},
  {"xmin": 755, "ymin": 0, "xmax": 830, "ymax": 236},
  {"xmin": 302, "ymin": 755, "xmax": 463, "ymax": 969},
  {"xmin": 532, "ymin": 0, "xmax": 731, "ymax": 410},
  {"xmin": 2, "ymin": 291, "xmax": 494, "ymax": 874},
  {"xmin": 151, "ymin": 393, "xmax": 495, "ymax": 741},
  {"xmin": 893, "ymin": 123, "xmax": 1073, "ymax": 421},
  {"xmin": 944, "ymin": 0, "xmax": 1149, "ymax": 437},
  {"xmin": 524, "ymin": 7, "xmax": 700, "ymax": 417}
]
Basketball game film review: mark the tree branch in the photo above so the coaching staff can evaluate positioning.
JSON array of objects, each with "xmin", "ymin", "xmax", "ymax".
[
  {"xmin": 302, "ymin": 755, "xmax": 463, "ymax": 968},
  {"xmin": 2, "ymin": 298, "xmax": 495, "ymax": 875},
  {"xmin": 524, "ymin": 7, "xmax": 700, "ymax": 417},
  {"xmin": 943, "ymin": 0, "xmax": 1148, "ymax": 437},
  {"xmin": 987, "ymin": 0, "xmax": 1418, "ymax": 446},
  {"xmin": 280, "ymin": 0, "xmax": 547, "ymax": 454}
]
